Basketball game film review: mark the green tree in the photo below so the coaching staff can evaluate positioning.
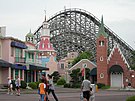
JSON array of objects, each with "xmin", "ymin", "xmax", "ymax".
[
  {"xmin": 72, "ymin": 51, "xmax": 93, "ymax": 66},
  {"xmin": 51, "ymin": 71, "xmax": 61, "ymax": 83},
  {"xmin": 70, "ymin": 68, "xmax": 90, "ymax": 83},
  {"xmin": 70, "ymin": 68, "xmax": 81, "ymax": 84}
]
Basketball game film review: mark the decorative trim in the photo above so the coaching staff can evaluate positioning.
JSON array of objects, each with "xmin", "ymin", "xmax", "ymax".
[
  {"xmin": 100, "ymin": 73, "xmax": 104, "ymax": 78},
  {"xmin": 69, "ymin": 59, "xmax": 97, "ymax": 71},
  {"xmin": 100, "ymin": 56, "xmax": 103, "ymax": 61},
  {"xmin": 107, "ymin": 44, "xmax": 129, "ymax": 68}
]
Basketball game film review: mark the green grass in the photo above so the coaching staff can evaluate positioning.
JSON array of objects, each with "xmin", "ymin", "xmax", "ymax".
[{"xmin": 126, "ymin": 96, "xmax": 135, "ymax": 101}]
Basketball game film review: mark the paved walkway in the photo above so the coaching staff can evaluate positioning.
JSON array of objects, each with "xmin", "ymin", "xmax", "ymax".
[
  {"xmin": 1, "ymin": 86, "xmax": 135, "ymax": 94},
  {"xmin": 0, "ymin": 86, "xmax": 81, "ymax": 94}
]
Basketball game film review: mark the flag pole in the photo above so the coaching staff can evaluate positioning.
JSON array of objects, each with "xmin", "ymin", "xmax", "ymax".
[{"xmin": 84, "ymin": 67, "xmax": 86, "ymax": 80}]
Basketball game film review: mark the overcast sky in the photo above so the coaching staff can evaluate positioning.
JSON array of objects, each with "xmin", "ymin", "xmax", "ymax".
[{"xmin": 0, "ymin": 0, "xmax": 135, "ymax": 49}]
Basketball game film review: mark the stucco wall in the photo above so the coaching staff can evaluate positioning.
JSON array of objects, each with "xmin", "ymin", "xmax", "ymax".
[
  {"xmin": 46, "ymin": 55, "xmax": 58, "ymax": 75},
  {"xmin": 2, "ymin": 39, "xmax": 10, "ymax": 61}
]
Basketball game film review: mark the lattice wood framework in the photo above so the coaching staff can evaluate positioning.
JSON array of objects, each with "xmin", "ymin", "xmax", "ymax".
[{"xmin": 34, "ymin": 8, "xmax": 133, "ymax": 65}]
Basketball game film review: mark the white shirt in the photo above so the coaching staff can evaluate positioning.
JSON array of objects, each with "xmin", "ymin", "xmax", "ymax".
[
  {"xmin": 81, "ymin": 79, "xmax": 91, "ymax": 91},
  {"xmin": 48, "ymin": 79, "xmax": 55, "ymax": 90},
  {"xmin": 8, "ymin": 80, "xmax": 11, "ymax": 85}
]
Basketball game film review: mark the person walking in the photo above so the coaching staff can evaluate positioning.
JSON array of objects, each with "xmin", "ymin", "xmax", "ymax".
[
  {"xmin": 47, "ymin": 74, "xmax": 58, "ymax": 101},
  {"xmin": 7, "ymin": 77, "xmax": 13, "ymax": 95},
  {"xmin": 81, "ymin": 76, "xmax": 91, "ymax": 101},
  {"xmin": 41, "ymin": 74, "xmax": 49, "ymax": 101},
  {"xmin": 15, "ymin": 76, "xmax": 21, "ymax": 96},
  {"xmin": 39, "ymin": 79, "xmax": 46, "ymax": 101}
]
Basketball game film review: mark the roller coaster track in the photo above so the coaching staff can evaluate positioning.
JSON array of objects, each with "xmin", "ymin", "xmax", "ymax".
[{"xmin": 34, "ymin": 8, "xmax": 133, "ymax": 65}]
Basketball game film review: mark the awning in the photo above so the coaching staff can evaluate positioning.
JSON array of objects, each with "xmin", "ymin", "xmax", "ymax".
[
  {"xmin": 29, "ymin": 64, "xmax": 49, "ymax": 71},
  {"xmin": 109, "ymin": 65, "xmax": 124, "ymax": 73},
  {"xmin": 12, "ymin": 64, "xmax": 27, "ymax": 70},
  {"xmin": 90, "ymin": 68, "xmax": 97, "ymax": 76},
  {"xmin": 11, "ymin": 41, "xmax": 27, "ymax": 49},
  {"xmin": 0, "ymin": 59, "xmax": 13, "ymax": 67}
]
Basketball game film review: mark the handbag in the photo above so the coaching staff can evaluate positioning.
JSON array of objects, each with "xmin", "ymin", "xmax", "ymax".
[{"xmin": 80, "ymin": 92, "xmax": 83, "ymax": 101}]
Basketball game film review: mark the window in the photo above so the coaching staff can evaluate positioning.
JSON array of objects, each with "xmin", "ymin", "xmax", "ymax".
[
  {"xmin": 15, "ymin": 69, "xmax": 19, "ymax": 77},
  {"xmin": 31, "ymin": 37, "xmax": 33, "ymax": 42},
  {"xmin": 83, "ymin": 63, "xmax": 87, "ymax": 68},
  {"xmin": 100, "ymin": 56, "xmax": 103, "ymax": 61},
  {"xmin": 100, "ymin": 73, "xmax": 104, "ymax": 78},
  {"xmin": 42, "ymin": 43, "xmax": 44, "ymax": 48},
  {"xmin": 99, "ymin": 41, "xmax": 104, "ymax": 46},
  {"xmin": 61, "ymin": 63, "xmax": 64, "ymax": 69},
  {"xmin": 48, "ymin": 43, "xmax": 50, "ymax": 48}
]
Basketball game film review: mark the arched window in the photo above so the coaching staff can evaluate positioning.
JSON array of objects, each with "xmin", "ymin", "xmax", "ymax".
[
  {"xmin": 42, "ymin": 43, "xmax": 44, "ymax": 48},
  {"xmin": 99, "ymin": 41, "xmax": 104, "ymax": 46}
]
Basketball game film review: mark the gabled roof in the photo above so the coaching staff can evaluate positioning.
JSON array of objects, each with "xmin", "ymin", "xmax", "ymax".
[
  {"xmin": 97, "ymin": 16, "xmax": 108, "ymax": 38},
  {"xmin": 69, "ymin": 59, "xmax": 97, "ymax": 71},
  {"xmin": 107, "ymin": 44, "xmax": 130, "ymax": 68}
]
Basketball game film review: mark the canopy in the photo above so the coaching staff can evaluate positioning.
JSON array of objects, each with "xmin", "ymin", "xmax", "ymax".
[{"xmin": 109, "ymin": 65, "xmax": 124, "ymax": 73}]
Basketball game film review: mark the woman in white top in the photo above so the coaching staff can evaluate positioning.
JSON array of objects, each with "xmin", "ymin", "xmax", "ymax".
[
  {"xmin": 7, "ymin": 77, "xmax": 13, "ymax": 95},
  {"xmin": 15, "ymin": 76, "xmax": 21, "ymax": 96}
]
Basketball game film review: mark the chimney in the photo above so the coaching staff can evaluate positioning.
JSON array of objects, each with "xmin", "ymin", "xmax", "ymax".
[{"xmin": 0, "ymin": 26, "xmax": 6, "ymax": 37}]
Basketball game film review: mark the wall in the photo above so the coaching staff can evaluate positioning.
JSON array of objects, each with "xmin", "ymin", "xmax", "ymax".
[
  {"xmin": 46, "ymin": 55, "xmax": 58, "ymax": 74},
  {"xmin": 2, "ymin": 39, "xmax": 11, "ymax": 61},
  {"xmin": 2, "ymin": 68, "xmax": 8, "ymax": 84},
  {"xmin": 108, "ymin": 48, "xmax": 129, "ymax": 87}
]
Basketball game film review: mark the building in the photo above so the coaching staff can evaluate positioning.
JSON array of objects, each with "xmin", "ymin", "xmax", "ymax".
[
  {"xmin": 96, "ymin": 16, "xmax": 135, "ymax": 88},
  {"xmin": 0, "ymin": 36, "xmax": 27, "ymax": 84},
  {"xmin": 25, "ymin": 30, "xmax": 49, "ymax": 82},
  {"xmin": 69, "ymin": 59, "xmax": 97, "ymax": 83},
  {"xmin": 58, "ymin": 52, "xmax": 78, "ymax": 76},
  {"xmin": 37, "ymin": 15, "xmax": 58, "ymax": 75}
]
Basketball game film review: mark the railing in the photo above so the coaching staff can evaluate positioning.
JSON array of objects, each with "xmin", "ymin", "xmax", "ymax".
[
  {"xmin": 25, "ymin": 58, "xmax": 42, "ymax": 65},
  {"xmin": 15, "ymin": 57, "xmax": 25, "ymax": 63}
]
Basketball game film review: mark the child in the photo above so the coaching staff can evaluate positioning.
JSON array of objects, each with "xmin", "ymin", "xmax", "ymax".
[{"xmin": 39, "ymin": 79, "xmax": 46, "ymax": 101}]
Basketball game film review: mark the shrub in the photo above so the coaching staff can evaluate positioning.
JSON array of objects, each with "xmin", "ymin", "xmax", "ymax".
[
  {"xmin": 35, "ymin": 81, "xmax": 41, "ymax": 88},
  {"xmin": 97, "ymin": 83, "xmax": 105, "ymax": 89},
  {"xmin": 57, "ymin": 78, "xmax": 66, "ymax": 85},
  {"xmin": 126, "ymin": 96, "xmax": 135, "ymax": 101},
  {"xmin": 64, "ymin": 83, "xmax": 71, "ymax": 88},
  {"xmin": 101, "ymin": 85, "xmax": 110, "ymax": 89},
  {"xmin": 28, "ymin": 82, "xmax": 37, "ymax": 89},
  {"xmin": 20, "ymin": 81, "xmax": 27, "ymax": 89},
  {"xmin": 71, "ymin": 83, "xmax": 81, "ymax": 88},
  {"xmin": 51, "ymin": 71, "xmax": 61, "ymax": 83}
]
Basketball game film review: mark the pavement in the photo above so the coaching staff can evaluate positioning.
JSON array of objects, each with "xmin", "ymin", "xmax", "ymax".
[
  {"xmin": 1, "ymin": 86, "xmax": 135, "ymax": 94},
  {"xmin": 0, "ymin": 86, "xmax": 81, "ymax": 94}
]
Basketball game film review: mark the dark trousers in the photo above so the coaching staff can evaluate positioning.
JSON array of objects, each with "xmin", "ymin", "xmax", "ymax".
[{"xmin": 48, "ymin": 89, "xmax": 58, "ymax": 101}]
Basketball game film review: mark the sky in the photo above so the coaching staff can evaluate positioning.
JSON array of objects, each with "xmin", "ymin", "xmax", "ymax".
[{"xmin": 0, "ymin": 0, "xmax": 135, "ymax": 49}]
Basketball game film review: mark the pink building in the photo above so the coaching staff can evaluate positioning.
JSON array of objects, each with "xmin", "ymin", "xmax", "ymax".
[{"xmin": 0, "ymin": 36, "xmax": 27, "ymax": 84}]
